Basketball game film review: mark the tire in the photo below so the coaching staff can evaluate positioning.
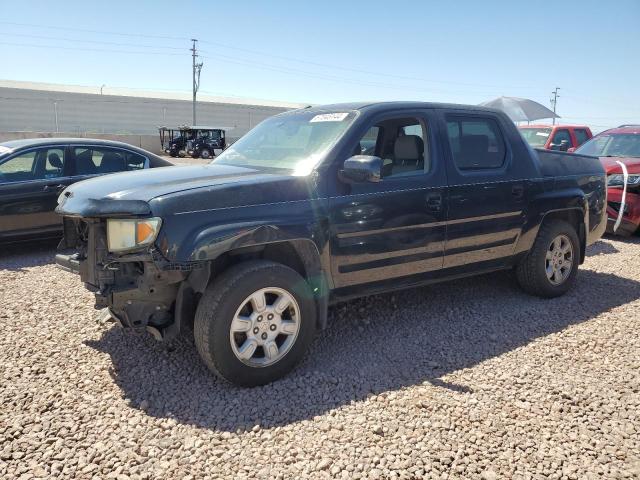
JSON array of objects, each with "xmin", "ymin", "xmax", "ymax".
[
  {"xmin": 194, "ymin": 260, "xmax": 316, "ymax": 387},
  {"xmin": 516, "ymin": 219, "xmax": 580, "ymax": 298},
  {"xmin": 200, "ymin": 148, "xmax": 211, "ymax": 160}
]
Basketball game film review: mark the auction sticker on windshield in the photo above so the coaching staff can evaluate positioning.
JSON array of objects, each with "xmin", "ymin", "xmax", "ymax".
[
  {"xmin": 536, "ymin": 132, "xmax": 550, "ymax": 137},
  {"xmin": 310, "ymin": 113, "xmax": 350, "ymax": 122}
]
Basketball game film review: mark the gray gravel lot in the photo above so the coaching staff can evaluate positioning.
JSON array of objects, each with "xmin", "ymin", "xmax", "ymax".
[{"xmin": 1, "ymin": 236, "xmax": 639, "ymax": 479}]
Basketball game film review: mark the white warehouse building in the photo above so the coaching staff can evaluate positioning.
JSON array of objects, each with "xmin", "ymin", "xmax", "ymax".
[{"xmin": 0, "ymin": 80, "xmax": 306, "ymax": 152}]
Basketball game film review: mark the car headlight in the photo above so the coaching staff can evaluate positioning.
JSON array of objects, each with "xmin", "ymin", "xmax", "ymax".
[
  {"xmin": 608, "ymin": 174, "xmax": 640, "ymax": 186},
  {"xmin": 107, "ymin": 218, "xmax": 162, "ymax": 253}
]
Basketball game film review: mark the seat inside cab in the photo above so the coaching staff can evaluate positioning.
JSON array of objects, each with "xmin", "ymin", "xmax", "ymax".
[{"xmin": 355, "ymin": 117, "xmax": 430, "ymax": 178}]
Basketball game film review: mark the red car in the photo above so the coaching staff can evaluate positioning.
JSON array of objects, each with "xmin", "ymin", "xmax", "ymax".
[
  {"xmin": 519, "ymin": 124, "xmax": 593, "ymax": 151},
  {"xmin": 575, "ymin": 125, "xmax": 640, "ymax": 236}
]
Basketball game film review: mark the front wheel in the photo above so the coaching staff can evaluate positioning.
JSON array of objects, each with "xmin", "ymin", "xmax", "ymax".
[
  {"xmin": 516, "ymin": 219, "xmax": 580, "ymax": 298},
  {"xmin": 200, "ymin": 148, "xmax": 211, "ymax": 160},
  {"xmin": 194, "ymin": 260, "xmax": 315, "ymax": 387}
]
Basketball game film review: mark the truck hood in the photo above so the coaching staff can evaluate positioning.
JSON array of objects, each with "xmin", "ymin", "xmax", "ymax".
[
  {"xmin": 600, "ymin": 156, "xmax": 640, "ymax": 175},
  {"xmin": 63, "ymin": 164, "xmax": 281, "ymax": 201},
  {"xmin": 57, "ymin": 164, "xmax": 294, "ymax": 217}
]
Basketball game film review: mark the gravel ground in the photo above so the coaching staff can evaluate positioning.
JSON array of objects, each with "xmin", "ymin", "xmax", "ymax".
[{"xmin": 1, "ymin": 236, "xmax": 639, "ymax": 479}]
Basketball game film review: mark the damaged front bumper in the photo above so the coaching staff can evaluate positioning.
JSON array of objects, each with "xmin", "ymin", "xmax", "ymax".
[
  {"xmin": 606, "ymin": 189, "xmax": 640, "ymax": 236},
  {"xmin": 55, "ymin": 216, "xmax": 199, "ymax": 341}
]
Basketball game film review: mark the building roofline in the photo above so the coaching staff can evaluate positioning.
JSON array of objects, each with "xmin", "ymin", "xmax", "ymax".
[{"xmin": 0, "ymin": 79, "xmax": 307, "ymax": 109}]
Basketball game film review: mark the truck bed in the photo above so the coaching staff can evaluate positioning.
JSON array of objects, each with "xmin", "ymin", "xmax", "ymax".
[{"xmin": 534, "ymin": 148, "xmax": 604, "ymax": 178}]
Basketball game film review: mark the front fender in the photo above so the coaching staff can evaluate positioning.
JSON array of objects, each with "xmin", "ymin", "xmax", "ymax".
[{"xmin": 156, "ymin": 202, "xmax": 332, "ymax": 330}]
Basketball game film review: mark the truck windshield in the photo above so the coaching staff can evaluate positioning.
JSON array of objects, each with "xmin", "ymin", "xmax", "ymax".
[
  {"xmin": 212, "ymin": 110, "xmax": 357, "ymax": 175},
  {"xmin": 576, "ymin": 134, "xmax": 640, "ymax": 158},
  {"xmin": 519, "ymin": 128, "xmax": 552, "ymax": 147}
]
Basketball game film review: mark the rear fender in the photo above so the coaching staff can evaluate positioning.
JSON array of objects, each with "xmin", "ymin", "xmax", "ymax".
[{"xmin": 514, "ymin": 188, "xmax": 587, "ymax": 261}]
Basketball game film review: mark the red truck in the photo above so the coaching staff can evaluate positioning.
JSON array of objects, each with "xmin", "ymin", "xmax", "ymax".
[
  {"xmin": 575, "ymin": 125, "xmax": 640, "ymax": 236},
  {"xmin": 519, "ymin": 124, "xmax": 593, "ymax": 151}
]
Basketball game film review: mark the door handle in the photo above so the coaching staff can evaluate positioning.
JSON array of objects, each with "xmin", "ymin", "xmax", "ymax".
[
  {"xmin": 426, "ymin": 193, "xmax": 442, "ymax": 211},
  {"xmin": 43, "ymin": 184, "xmax": 66, "ymax": 192},
  {"xmin": 511, "ymin": 185, "xmax": 525, "ymax": 199},
  {"xmin": 450, "ymin": 194, "xmax": 467, "ymax": 204}
]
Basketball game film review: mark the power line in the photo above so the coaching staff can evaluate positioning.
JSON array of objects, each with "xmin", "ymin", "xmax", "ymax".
[
  {"xmin": 0, "ymin": 32, "xmax": 188, "ymax": 51},
  {"xmin": 198, "ymin": 52, "xmax": 518, "ymax": 97},
  {"xmin": 0, "ymin": 21, "xmax": 546, "ymax": 93},
  {"xmin": 0, "ymin": 38, "xmax": 517, "ymax": 97},
  {"xmin": 199, "ymin": 39, "xmax": 542, "ymax": 91},
  {"xmin": 0, "ymin": 21, "xmax": 187, "ymax": 41},
  {"xmin": 0, "ymin": 41, "xmax": 184, "ymax": 56}
]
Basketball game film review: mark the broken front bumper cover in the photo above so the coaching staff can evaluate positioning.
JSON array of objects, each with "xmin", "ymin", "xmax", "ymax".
[{"xmin": 55, "ymin": 253, "xmax": 81, "ymax": 274}]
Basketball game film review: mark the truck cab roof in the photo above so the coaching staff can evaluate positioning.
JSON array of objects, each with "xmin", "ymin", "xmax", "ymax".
[{"xmin": 294, "ymin": 101, "xmax": 504, "ymax": 115}]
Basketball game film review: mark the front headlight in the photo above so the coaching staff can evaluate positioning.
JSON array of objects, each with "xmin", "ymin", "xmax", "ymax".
[
  {"xmin": 608, "ymin": 174, "xmax": 640, "ymax": 186},
  {"xmin": 107, "ymin": 218, "xmax": 162, "ymax": 253}
]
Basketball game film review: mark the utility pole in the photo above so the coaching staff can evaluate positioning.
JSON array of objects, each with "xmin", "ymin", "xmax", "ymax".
[
  {"xmin": 53, "ymin": 101, "xmax": 59, "ymax": 133},
  {"xmin": 550, "ymin": 87, "xmax": 560, "ymax": 125},
  {"xmin": 191, "ymin": 39, "xmax": 203, "ymax": 126}
]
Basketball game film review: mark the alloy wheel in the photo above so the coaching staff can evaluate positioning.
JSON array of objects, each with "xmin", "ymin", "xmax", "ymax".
[
  {"xmin": 229, "ymin": 287, "xmax": 301, "ymax": 367},
  {"xmin": 545, "ymin": 234, "xmax": 574, "ymax": 285}
]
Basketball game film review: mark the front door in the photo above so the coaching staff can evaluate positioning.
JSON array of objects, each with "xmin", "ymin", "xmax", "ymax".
[
  {"xmin": 0, "ymin": 145, "xmax": 73, "ymax": 240},
  {"xmin": 440, "ymin": 113, "xmax": 527, "ymax": 270},
  {"xmin": 328, "ymin": 110, "xmax": 448, "ymax": 293}
]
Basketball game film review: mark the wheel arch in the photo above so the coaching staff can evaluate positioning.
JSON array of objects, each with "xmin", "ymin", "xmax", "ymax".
[
  {"xmin": 515, "ymin": 204, "xmax": 587, "ymax": 266},
  {"xmin": 540, "ymin": 208, "xmax": 586, "ymax": 263},
  {"xmin": 175, "ymin": 238, "xmax": 330, "ymax": 337},
  {"xmin": 514, "ymin": 187, "xmax": 588, "ymax": 264}
]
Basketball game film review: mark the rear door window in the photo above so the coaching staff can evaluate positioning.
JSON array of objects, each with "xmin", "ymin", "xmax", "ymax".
[
  {"xmin": 74, "ymin": 147, "xmax": 146, "ymax": 175},
  {"xmin": 446, "ymin": 116, "xmax": 506, "ymax": 170}
]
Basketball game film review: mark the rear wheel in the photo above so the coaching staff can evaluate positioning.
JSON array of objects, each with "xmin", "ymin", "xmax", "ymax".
[
  {"xmin": 194, "ymin": 260, "xmax": 315, "ymax": 387},
  {"xmin": 516, "ymin": 219, "xmax": 580, "ymax": 298}
]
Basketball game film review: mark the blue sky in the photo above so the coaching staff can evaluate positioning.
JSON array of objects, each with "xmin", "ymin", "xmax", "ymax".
[{"xmin": 1, "ymin": 0, "xmax": 638, "ymax": 131}]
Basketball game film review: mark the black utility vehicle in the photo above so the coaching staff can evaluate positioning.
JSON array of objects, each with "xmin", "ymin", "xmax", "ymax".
[
  {"xmin": 56, "ymin": 102, "xmax": 607, "ymax": 387},
  {"xmin": 159, "ymin": 126, "xmax": 226, "ymax": 159},
  {"xmin": 0, "ymin": 138, "xmax": 171, "ymax": 243}
]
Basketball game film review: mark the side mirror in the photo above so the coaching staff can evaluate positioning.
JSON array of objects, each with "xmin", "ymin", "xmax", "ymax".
[
  {"xmin": 559, "ymin": 139, "xmax": 570, "ymax": 152},
  {"xmin": 339, "ymin": 155, "xmax": 382, "ymax": 183}
]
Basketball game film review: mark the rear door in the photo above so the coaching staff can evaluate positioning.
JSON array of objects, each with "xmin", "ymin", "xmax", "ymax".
[
  {"xmin": 0, "ymin": 145, "xmax": 75, "ymax": 239},
  {"xmin": 440, "ymin": 112, "xmax": 528, "ymax": 271}
]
